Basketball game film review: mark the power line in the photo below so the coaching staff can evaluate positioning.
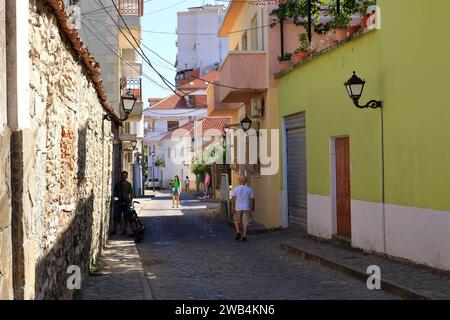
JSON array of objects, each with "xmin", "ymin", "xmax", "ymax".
[
  {"xmin": 143, "ymin": 0, "xmax": 188, "ymax": 16},
  {"xmin": 94, "ymin": 0, "xmax": 180, "ymax": 97},
  {"xmin": 106, "ymin": 0, "xmax": 181, "ymax": 93},
  {"xmin": 81, "ymin": 0, "xmax": 153, "ymax": 16},
  {"xmin": 141, "ymin": 23, "xmax": 276, "ymax": 36},
  {"xmin": 84, "ymin": 17, "xmax": 176, "ymax": 71},
  {"xmin": 81, "ymin": 20, "xmax": 172, "ymax": 92}
]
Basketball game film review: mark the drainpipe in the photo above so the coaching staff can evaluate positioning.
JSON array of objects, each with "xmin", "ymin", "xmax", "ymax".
[
  {"xmin": 280, "ymin": 19, "xmax": 284, "ymax": 57},
  {"xmin": 380, "ymin": 107, "xmax": 387, "ymax": 256}
]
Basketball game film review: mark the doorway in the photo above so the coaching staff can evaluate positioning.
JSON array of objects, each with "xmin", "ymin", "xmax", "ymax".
[{"xmin": 334, "ymin": 137, "xmax": 351, "ymax": 238}]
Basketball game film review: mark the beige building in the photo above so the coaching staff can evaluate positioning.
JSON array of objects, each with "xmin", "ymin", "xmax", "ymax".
[{"xmin": 209, "ymin": 1, "xmax": 303, "ymax": 228}]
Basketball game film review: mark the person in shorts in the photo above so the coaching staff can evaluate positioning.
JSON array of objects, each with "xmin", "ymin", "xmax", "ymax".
[
  {"xmin": 171, "ymin": 175, "xmax": 181, "ymax": 208},
  {"xmin": 231, "ymin": 176, "xmax": 255, "ymax": 242}
]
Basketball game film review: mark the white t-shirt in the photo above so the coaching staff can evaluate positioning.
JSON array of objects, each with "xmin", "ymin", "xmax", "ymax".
[{"xmin": 231, "ymin": 185, "xmax": 255, "ymax": 211}]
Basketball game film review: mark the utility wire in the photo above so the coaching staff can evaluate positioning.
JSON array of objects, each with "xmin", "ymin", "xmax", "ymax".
[
  {"xmin": 81, "ymin": 0, "xmax": 153, "ymax": 16},
  {"xmin": 85, "ymin": 17, "xmax": 176, "ymax": 71},
  {"xmin": 81, "ymin": 20, "xmax": 172, "ymax": 92},
  {"xmin": 104, "ymin": 0, "xmax": 182, "ymax": 95}
]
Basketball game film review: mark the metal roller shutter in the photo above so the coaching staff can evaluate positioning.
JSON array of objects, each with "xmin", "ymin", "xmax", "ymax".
[{"xmin": 285, "ymin": 113, "xmax": 307, "ymax": 231}]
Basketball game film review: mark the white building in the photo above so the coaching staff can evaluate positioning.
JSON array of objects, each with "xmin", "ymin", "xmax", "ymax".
[
  {"xmin": 176, "ymin": 5, "xmax": 228, "ymax": 76},
  {"xmin": 144, "ymin": 106, "xmax": 207, "ymax": 188}
]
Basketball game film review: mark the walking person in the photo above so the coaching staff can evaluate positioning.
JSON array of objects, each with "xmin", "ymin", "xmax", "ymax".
[
  {"xmin": 204, "ymin": 171, "xmax": 211, "ymax": 199},
  {"xmin": 171, "ymin": 175, "xmax": 181, "ymax": 208},
  {"xmin": 112, "ymin": 171, "xmax": 134, "ymax": 236},
  {"xmin": 231, "ymin": 176, "xmax": 255, "ymax": 242},
  {"xmin": 184, "ymin": 176, "xmax": 190, "ymax": 192}
]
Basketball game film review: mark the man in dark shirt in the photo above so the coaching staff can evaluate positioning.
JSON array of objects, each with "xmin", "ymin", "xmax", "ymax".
[{"xmin": 112, "ymin": 171, "xmax": 134, "ymax": 235}]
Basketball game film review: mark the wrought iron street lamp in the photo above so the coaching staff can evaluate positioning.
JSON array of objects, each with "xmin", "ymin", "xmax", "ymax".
[
  {"xmin": 103, "ymin": 91, "xmax": 137, "ymax": 122},
  {"xmin": 344, "ymin": 71, "xmax": 382, "ymax": 109},
  {"xmin": 240, "ymin": 116, "xmax": 252, "ymax": 132}
]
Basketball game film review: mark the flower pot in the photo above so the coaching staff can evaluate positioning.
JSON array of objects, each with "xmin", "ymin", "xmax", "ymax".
[
  {"xmin": 361, "ymin": 14, "xmax": 370, "ymax": 29},
  {"xmin": 333, "ymin": 28, "xmax": 348, "ymax": 42},
  {"xmin": 367, "ymin": 12, "xmax": 376, "ymax": 28},
  {"xmin": 279, "ymin": 60, "xmax": 291, "ymax": 72},
  {"xmin": 293, "ymin": 51, "xmax": 310, "ymax": 64},
  {"xmin": 347, "ymin": 25, "xmax": 361, "ymax": 37}
]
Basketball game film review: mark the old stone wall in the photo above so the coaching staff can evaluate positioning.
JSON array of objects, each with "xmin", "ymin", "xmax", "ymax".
[
  {"xmin": 0, "ymin": 0, "xmax": 13, "ymax": 300},
  {"xmin": 21, "ymin": 0, "xmax": 114, "ymax": 299}
]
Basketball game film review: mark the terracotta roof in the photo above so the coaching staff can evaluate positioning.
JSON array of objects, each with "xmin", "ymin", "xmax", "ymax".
[
  {"xmin": 148, "ymin": 98, "xmax": 163, "ymax": 104},
  {"xmin": 45, "ymin": 0, "xmax": 118, "ymax": 118},
  {"xmin": 194, "ymin": 117, "xmax": 231, "ymax": 135},
  {"xmin": 150, "ymin": 91, "xmax": 208, "ymax": 110},
  {"xmin": 178, "ymin": 71, "xmax": 220, "ymax": 91},
  {"xmin": 149, "ymin": 92, "xmax": 189, "ymax": 110},
  {"xmin": 160, "ymin": 121, "xmax": 195, "ymax": 141},
  {"xmin": 160, "ymin": 117, "xmax": 230, "ymax": 143}
]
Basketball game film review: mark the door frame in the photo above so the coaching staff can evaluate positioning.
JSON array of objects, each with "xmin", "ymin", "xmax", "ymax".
[{"xmin": 330, "ymin": 135, "xmax": 351, "ymax": 237}]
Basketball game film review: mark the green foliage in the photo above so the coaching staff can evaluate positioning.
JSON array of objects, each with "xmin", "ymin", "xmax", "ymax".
[
  {"xmin": 314, "ymin": 22, "xmax": 331, "ymax": 34},
  {"xmin": 295, "ymin": 33, "xmax": 311, "ymax": 54},
  {"xmin": 278, "ymin": 52, "xmax": 293, "ymax": 62},
  {"xmin": 154, "ymin": 157, "xmax": 165, "ymax": 167},
  {"xmin": 271, "ymin": 0, "xmax": 327, "ymax": 30}
]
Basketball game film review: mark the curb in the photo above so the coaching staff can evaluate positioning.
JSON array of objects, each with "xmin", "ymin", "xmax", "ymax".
[{"xmin": 281, "ymin": 243, "xmax": 431, "ymax": 300}]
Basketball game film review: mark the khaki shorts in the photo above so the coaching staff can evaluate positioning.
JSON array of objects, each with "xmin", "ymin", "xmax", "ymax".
[{"xmin": 233, "ymin": 210, "xmax": 252, "ymax": 227}]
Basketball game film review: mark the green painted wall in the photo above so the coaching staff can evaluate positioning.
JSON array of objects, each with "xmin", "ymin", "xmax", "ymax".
[{"xmin": 279, "ymin": 0, "xmax": 450, "ymax": 212}]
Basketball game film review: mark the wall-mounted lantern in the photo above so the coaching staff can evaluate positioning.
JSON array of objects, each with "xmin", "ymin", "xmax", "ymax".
[
  {"xmin": 240, "ymin": 116, "xmax": 252, "ymax": 132},
  {"xmin": 103, "ymin": 91, "xmax": 137, "ymax": 122},
  {"xmin": 344, "ymin": 71, "xmax": 382, "ymax": 109}
]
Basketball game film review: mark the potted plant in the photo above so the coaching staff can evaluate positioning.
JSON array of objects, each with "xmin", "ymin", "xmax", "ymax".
[
  {"xmin": 329, "ymin": 12, "xmax": 351, "ymax": 41},
  {"xmin": 293, "ymin": 33, "xmax": 312, "ymax": 64},
  {"xmin": 278, "ymin": 53, "xmax": 293, "ymax": 71},
  {"xmin": 357, "ymin": 0, "xmax": 377, "ymax": 29}
]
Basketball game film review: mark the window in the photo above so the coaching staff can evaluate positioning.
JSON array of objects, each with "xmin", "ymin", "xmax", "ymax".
[
  {"xmin": 241, "ymin": 31, "xmax": 248, "ymax": 51},
  {"xmin": 250, "ymin": 14, "xmax": 258, "ymax": 50},
  {"xmin": 168, "ymin": 121, "xmax": 179, "ymax": 131}
]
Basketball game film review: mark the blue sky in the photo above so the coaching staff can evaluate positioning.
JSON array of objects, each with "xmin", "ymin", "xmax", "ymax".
[{"xmin": 141, "ymin": 0, "xmax": 225, "ymax": 102}]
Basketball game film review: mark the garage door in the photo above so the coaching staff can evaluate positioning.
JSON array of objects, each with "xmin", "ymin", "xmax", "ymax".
[{"xmin": 285, "ymin": 113, "xmax": 307, "ymax": 231}]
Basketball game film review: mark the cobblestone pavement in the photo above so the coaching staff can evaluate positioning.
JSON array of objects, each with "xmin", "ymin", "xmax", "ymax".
[
  {"xmin": 136, "ymin": 191, "xmax": 396, "ymax": 300},
  {"xmin": 81, "ymin": 238, "xmax": 152, "ymax": 300}
]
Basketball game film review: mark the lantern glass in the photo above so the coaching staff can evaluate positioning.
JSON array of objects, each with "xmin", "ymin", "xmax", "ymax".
[
  {"xmin": 240, "ymin": 116, "xmax": 252, "ymax": 132},
  {"xmin": 344, "ymin": 71, "xmax": 366, "ymax": 100},
  {"xmin": 121, "ymin": 92, "xmax": 137, "ymax": 114}
]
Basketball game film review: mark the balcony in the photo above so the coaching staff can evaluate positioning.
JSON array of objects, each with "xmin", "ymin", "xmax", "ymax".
[
  {"xmin": 119, "ymin": 0, "xmax": 143, "ymax": 16},
  {"xmin": 122, "ymin": 48, "xmax": 142, "ymax": 78},
  {"xmin": 207, "ymin": 81, "xmax": 241, "ymax": 116},
  {"xmin": 119, "ymin": 0, "xmax": 143, "ymax": 29},
  {"xmin": 218, "ymin": 51, "xmax": 268, "ymax": 104},
  {"xmin": 126, "ymin": 78, "xmax": 142, "ymax": 101}
]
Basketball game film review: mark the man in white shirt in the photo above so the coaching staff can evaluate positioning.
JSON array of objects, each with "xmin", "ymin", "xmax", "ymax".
[{"xmin": 231, "ymin": 176, "xmax": 255, "ymax": 242}]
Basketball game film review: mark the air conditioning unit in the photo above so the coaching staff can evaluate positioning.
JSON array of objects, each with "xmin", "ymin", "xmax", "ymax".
[{"xmin": 250, "ymin": 97, "xmax": 264, "ymax": 118}]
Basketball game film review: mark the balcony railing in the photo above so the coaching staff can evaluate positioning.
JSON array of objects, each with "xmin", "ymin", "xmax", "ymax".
[
  {"xmin": 119, "ymin": 0, "xmax": 144, "ymax": 16},
  {"xmin": 126, "ymin": 78, "xmax": 142, "ymax": 101}
]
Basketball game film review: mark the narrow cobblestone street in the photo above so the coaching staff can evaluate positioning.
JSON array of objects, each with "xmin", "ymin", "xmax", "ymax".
[{"xmin": 130, "ymin": 191, "xmax": 396, "ymax": 300}]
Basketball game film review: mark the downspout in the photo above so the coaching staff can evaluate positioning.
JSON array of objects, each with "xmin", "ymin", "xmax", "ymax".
[
  {"xmin": 307, "ymin": 0, "xmax": 312, "ymax": 42},
  {"xmin": 380, "ymin": 106, "xmax": 387, "ymax": 256},
  {"xmin": 280, "ymin": 19, "xmax": 284, "ymax": 57},
  {"xmin": 100, "ymin": 116, "xmax": 105, "ymax": 252}
]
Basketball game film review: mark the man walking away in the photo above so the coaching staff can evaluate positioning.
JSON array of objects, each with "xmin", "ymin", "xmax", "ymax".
[
  {"xmin": 231, "ymin": 176, "xmax": 255, "ymax": 242},
  {"xmin": 112, "ymin": 171, "xmax": 134, "ymax": 236}
]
